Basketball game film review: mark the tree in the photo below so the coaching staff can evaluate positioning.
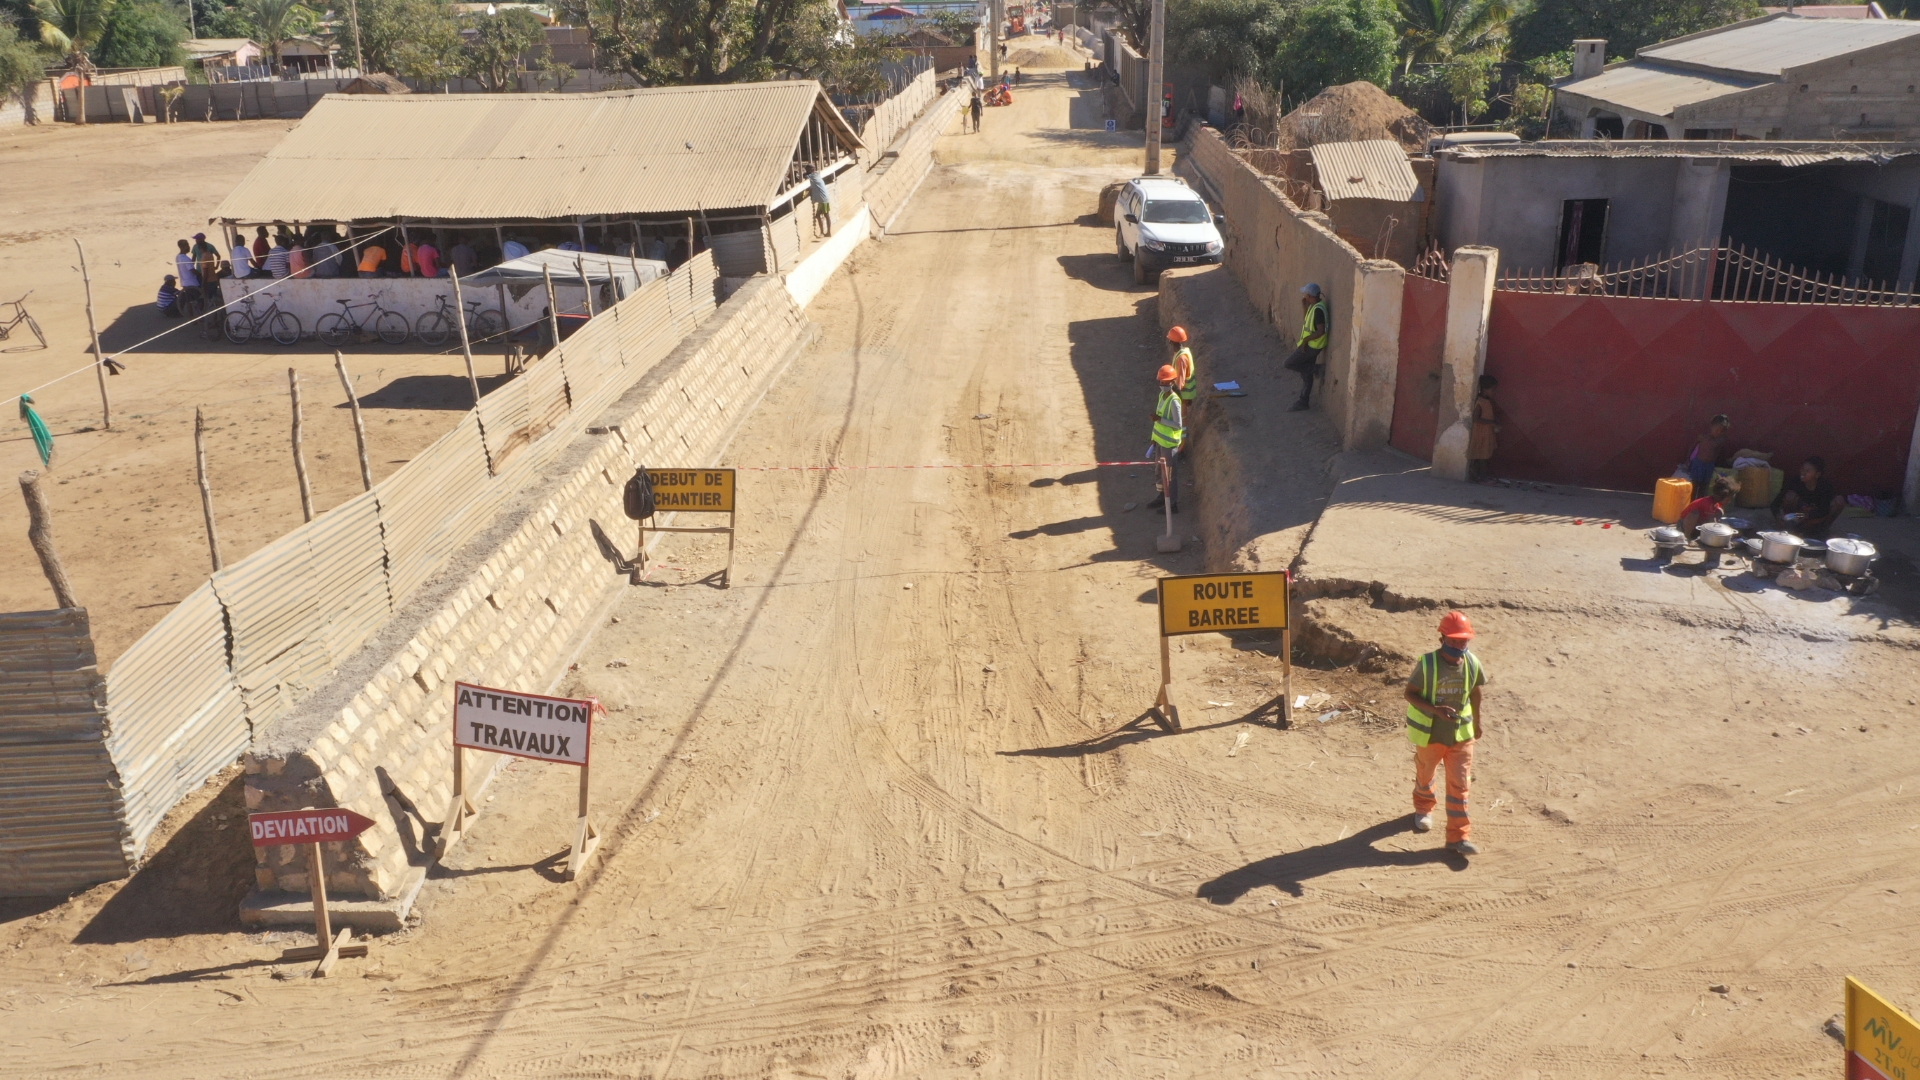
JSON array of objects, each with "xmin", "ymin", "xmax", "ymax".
[
  {"xmin": 0, "ymin": 17, "xmax": 43, "ymax": 114},
  {"xmin": 34, "ymin": 0, "xmax": 116, "ymax": 70},
  {"xmin": 1393, "ymin": 0, "xmax": 1515, "ymax": 72},
  {"xmin": 459, "ymin": 6, "xmax": 545, "ymax": 91},
  {"xmin": 1272, "ymin": 0, "xmax": 1397, "ymax": 99},
  {"xmin": 1168, "ymin": 0, "xmax": 1292, "ymax": 85},
  {"xmin": 593, "ymin": 0, "xmax": 860, "ymax": 87},
  {"xmin": 1508, "ymin": 0, "xmax": 1759, "ymax": 62},
  {"xmin": 359, "ymin": 0, "xmax": 462, "ymax": 79},
  {"xmin": 95, "ymin": 0, "xmax": 184, "ymax": 67},
  {"xmin": 236, "ymin": 0, "xmax": 316, "ymax": 73},
  {"xmin": 925, "ymin": 8, "xmax": 977, "ymax": 48}
]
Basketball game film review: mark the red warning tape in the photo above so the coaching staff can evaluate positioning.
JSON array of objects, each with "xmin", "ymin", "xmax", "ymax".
[{"xmin": 731, "ymin": 460, "xmax": 1158, "ymax": 472}]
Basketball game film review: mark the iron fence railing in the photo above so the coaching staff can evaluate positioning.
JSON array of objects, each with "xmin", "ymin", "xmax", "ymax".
[{"xmin": 1497, "ymin": 242, "xmax": 1919, "ymax": 306}]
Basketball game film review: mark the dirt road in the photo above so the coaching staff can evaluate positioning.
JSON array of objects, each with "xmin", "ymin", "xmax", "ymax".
[{"xmin": 4, "ymin": 67, "xmax": 1917, "ymax": 1079}]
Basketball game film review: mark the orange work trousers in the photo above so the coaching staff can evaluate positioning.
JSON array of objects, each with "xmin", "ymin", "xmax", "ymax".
[{"xmin": 1412, "ymin": 740, "xmax": 1474, "ymax": 843}]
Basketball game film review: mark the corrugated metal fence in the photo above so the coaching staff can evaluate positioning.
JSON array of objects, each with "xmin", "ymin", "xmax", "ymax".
[{"xmin": 60, "ymin": 252, "xmax": 721, "ymax": 888}]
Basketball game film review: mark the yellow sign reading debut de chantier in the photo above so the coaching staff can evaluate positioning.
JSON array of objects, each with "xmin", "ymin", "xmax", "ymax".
[
  {"xmin": 646, "ymin": 468, "xmax": 735, "ymax": 513},
  {"xmin": 1848, "ymin": 977, "xmax": 1920, "ymax": 1080},
  {"xmin": 1157, "ymin": 571, "xmax": 1289, "ymax": 637}
]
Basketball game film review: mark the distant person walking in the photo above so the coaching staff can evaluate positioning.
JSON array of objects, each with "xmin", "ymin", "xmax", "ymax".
[
  {"xmin": 1283, "ymin": 282, "xmax": 1328, "ymax": 411},
  {"xmin": 969, "ymin": 90, "xmax": 983, "ymax": 132},
  {"xmin": 1405, "ymin": 611, "xmax": 1489, "ymax": 856}
]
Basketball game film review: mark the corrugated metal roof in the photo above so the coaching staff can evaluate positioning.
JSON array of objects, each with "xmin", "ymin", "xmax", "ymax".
[
  {"xmin": 214, "ymin": 82, "xmax": 865, "ymax": 224},
  {"xmin": 1445, "ymin": 140, "xmax": 1920, "ymax": 166},
  {"xmin": 1308, "ymin": 139, "xmax": 1420, "ymax": 202},
  {"xmin": 1556, "ymin": 62, "xmax": 1762, "ymax": 119},
  {"xmin": 1640, "ymin": 14, "xmax": 1920, "ymax": 78}
]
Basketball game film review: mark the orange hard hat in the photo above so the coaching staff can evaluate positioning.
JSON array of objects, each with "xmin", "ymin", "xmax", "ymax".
[
  {"xmin": 1166, "ymin": 326, "xmax": 1188, "ymax": 343},
  {"xmin": 1156, "ymin": 364, "xmax": 1178, "ymax": 383},
  {"xmin": 1438, "ymin": 610, "xmax": 1475, "ymax": 640}
]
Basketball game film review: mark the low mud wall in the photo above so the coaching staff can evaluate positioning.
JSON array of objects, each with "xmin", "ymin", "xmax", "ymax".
[
  {"xmin": 866, "ymin": 81, "xmax": 968, "ymax": 233},
  {"xmin": 241, "ymin": 277, "xmax": 809, "ymax": 907}
]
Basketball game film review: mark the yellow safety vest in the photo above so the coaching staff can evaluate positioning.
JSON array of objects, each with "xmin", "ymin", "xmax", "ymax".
[
  {"xmin": 1150, "ymin": 388, "xmax": 1184, "ymax": 449},
  {"xmin": 1173, "ymin": 346, "xmax": 1196, "ymax": 402},
  {"xmin": 1298, "ymin": 300, "xmax": 1329, "ymax": 351},
  {"xmin": 1405, "ymin": 649, "xmax": 1485, "ymax": 746}
]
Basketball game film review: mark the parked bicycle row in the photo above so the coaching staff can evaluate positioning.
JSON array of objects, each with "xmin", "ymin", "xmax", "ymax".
[{"xmin": 164, "ymin": 290, "xmax": 514, "ymax": 348}]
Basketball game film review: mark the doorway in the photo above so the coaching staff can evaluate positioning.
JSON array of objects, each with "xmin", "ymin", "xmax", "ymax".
[{"xmin": 1557, "ymin": 198, "xmax": 1610, "ymax": 268}]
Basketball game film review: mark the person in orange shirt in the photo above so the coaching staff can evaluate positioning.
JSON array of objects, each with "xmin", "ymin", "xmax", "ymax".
[{"xmin": 358, "ymin": 241, "xmax": 388, "ymax": 278}]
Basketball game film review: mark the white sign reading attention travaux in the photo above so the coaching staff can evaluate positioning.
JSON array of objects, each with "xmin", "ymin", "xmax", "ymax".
[{"xmin": 453, "ymin": 681, "xmax": 594, "ymax": 766}]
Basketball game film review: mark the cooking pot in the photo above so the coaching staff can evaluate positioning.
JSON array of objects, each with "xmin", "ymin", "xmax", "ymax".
[
  {"xmin": 1648, "ymin": 526, "xmax": 1685, "ymax": 546},
  {"xmin": 1826, "ymin": 538, "xmax": 1877, "ymax": 577},
  {"xmin": 1758, "ymin": 531, "xmax": 1805, "ymax": 564},
  {"xmin": 1695, "ymin": 522, "xmax": 1738, "ymax": 549}
]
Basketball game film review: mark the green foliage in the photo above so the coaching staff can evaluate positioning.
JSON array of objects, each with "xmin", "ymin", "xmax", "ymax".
[
  {"xmin": 1170, "ymin": 0, "xmax": 1395, "ymax": 101},
  {"xmin": 235, "ymin": 0, "xmax": 315, "ymax": 69},
  {"xmin": 1507, "ymin": 0, "xmax": 1760, "ymax": 62},
  {"xmin": 95, "ymin": 0, "xmax": 184, "ymax": 66},
  {"xmin": 1393, "ymin": 0, "xmax": 1516, "ymax": 71},
  {"xmin": 200, "ymin": 1, "xmax": 253, "ymax": 38},
  {"xmin": 594, "ymin": 0, "xmax": 863, "ymax": 87},
  {"xmin": 34, "ymin": 0, "xmax": 116, "ymax": 62},
  {"xmin": 925, "ymin": 8, "xmax": 977, "ymax": 46},
  {"xmin": 360, "ymin": 0, "xmax": 463, "ymax": 79},
  {"xmin": 458, "ymin": 6, "xmax": 544, "ymax": 91},
  {"xmin": 0, "ymin": 17, "xmax": 43, "ymax": 100}
]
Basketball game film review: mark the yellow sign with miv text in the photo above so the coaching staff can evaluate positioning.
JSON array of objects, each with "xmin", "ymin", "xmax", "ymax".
[
  {"xmin": 646, "ymin": 468, "xmax": 735, "ymax": 513},
  {"xmin": 1848, "ymin": 977, "xmax": 1920, "ymax": 1080},
  {"xmin": 1157, "ymin": 572, "xmax": 1289, "ymax": 637}
]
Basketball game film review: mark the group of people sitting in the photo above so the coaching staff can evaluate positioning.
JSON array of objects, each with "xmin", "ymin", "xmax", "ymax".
[
  {"xmin": 1675, "ymin": 414, "xmax": 1853, "ymax": 540},
  {"xmin": 157, "ymin": 226, "xmax": 696, "ymax": 319}
]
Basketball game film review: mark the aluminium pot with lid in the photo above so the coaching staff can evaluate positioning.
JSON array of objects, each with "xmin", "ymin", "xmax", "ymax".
[
  {"xmin": 1695, "ymin": 522, "xmax": 1738, "ymax": 548},
  {"xmin": 1648, "ymin": 526, "xmax": 1685, "ymax": 546},
  {"xmin": 1758, "ymin": 531, "xmax": 1805, "ymax": 564},
  {"xmin": 1826, "ymin": 538, "xmax": 1878, "ymax": 577}
]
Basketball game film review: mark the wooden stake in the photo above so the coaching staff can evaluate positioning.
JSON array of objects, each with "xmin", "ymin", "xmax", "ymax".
[
  {"xmin": 288, "ymin": 368, "xmax": 314, "ymax": 523},
  {"xmin": 1281, "ymin": 573, "xmax": 1294, "ymax": 726},
  {"xmin": 565, "ymin": 758, "xmax": 600, "ymax": 882},
  {"xmin": 542, "ymin": 263, "xmax": 564, "ymax": 356},
  {"xmin": 1154, "ymin": 632, "xmax": 1180, "ymax": 731},
  {"xmin": 436, "ymin": 745, "xmax": 478, "ymax": 859},
  {"xmin": 17, "ymin": 471, "xmax": 78, "ymax": 609},
  {"xmin": 334, "ymin": 352, "xmax": 373, "ymax": 491},
  {"xmin": 74, "ymin": 239, "xmax": 110, "ymax": 431},
  {"xmin": 194, "ymin": 408, "xmax": 222, "ymax": 572},
  {"xmin": 273, "ymin": 841, "xmax": 367, "ymax": 976},
  {"xmin": 450, "ymin": 267, "xmax": 484, "ymax": 407}
]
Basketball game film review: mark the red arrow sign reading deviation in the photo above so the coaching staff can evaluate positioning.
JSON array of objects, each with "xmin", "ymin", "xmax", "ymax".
[{"xmin": 248, "ymin": 808, "xmax": 377, "ymax": 847}]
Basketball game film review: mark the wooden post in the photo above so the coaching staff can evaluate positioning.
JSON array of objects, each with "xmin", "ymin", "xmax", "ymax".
[
  {"xmin": 288, "ymin": 368, "xmax": 314, "ymax": 523},
  {"xmin": 575, "ymin": 256, "xmax": 595, "ymax": 317},
  {"xmin": 271, "ymin": 841, "xmax": 366, "ymax": 976},
  {"xmin": 437, "ymin": 745, "xmax": 478, "ymax": 859},
  {"xmin": 1155, "ymin": 456, "xmax": 1181, "ymax": 552},
  {"xmin": 17, "ymin": 471, "xmax": 78, "ymax": 609},
  {"xmin": 565, "ymin": 757, "xmax": 600, "ymax": 882},
  {"xmin": 308, "ymin": 841, "xmax": 331, "ymax": 947},
  {"xmin": 686, "ymin": 216, "xmax": 695, "ymax": 263},
  {"xmin": 195, "ymin": 408, "xmax": 222, "ymax": 572},
  {"xmin": 334, "ymin": 352, "xmax": 374, "ymax": 491},
  {"xmin": 542, "ymin": 263, "xmax": 564, "ymax": 358},
  {"xmin": 1155, "ymin": 632, "xmax": 1179, "ymax": 731},
  {"xmin": 74, "ymin": 239, "xmax": 111, "ymax": 431},
  {"xmin": 1281, "ymin": 576, "xmax": 1294, "ymax": 725},
  {"xmin": 450, "ymin": 267, "xmax": 483, "ymax": 407}
]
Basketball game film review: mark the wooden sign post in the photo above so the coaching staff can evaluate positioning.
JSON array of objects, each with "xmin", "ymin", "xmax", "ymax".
[
  {"xmin": 247, "ymin": 808, "xmax": 377, "ymax": 978},
  {"xmin": 637, "ymin": 468, "xmax": 736, "ymax": 587},
  {"xmin": 446, "ymin": 682, "xmax": 602, "ymax": 881},
  {"xmin": 1153, "ymin": 570, "xmax": 1291, "ymax": 732}
]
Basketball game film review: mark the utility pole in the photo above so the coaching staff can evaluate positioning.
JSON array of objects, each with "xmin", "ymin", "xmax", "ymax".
[
  {"xmin": 1144, "ymin": 0, "xmax": 1166, "ymax": 174},
  {"xmin": 990, "ymin": 0, "xmax": 1003, "ymax": 81},
  {"xmin": 346, "ymin": 0, "xmax": 365, "ymax": 73}
]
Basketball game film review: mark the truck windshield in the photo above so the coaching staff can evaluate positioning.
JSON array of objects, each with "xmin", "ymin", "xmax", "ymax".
[{"xmin": 1143, "ymin": 200, "xmax": 1211, "ymax": 224}]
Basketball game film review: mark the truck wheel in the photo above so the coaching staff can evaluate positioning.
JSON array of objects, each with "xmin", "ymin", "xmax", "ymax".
[
  {"xmin": 1133, "ymin": 257, "xmax": 1151, "ymax": 286},
  {"xmin": 1116, "ymin": 226, "xmax": 1132, "ymax": 263}
]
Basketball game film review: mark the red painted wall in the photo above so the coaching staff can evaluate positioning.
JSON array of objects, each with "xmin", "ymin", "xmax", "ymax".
[
  {"xmin": 1483, "ymin": 292, "xmax": 1920, "ymax": 495},
  {"xmin": 1390, "ymin": 274, "xmax": 1448, "ymax": 460}
]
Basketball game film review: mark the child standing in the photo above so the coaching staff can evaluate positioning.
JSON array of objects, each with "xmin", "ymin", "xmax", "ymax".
[{"xmin": 1467, "ymin": 375, "xmax": 1500, "ymax": 482}]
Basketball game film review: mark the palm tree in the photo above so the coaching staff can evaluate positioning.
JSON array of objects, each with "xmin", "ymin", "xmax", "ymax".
[
  {"xmin": 237, "ymin": 0, "xmax": 316, "ymax": 75},
  {"xmin": 1394, "ymin": 0, "xmax": 1516, "ymax": 72},
  {"xmin": 35, "ymin": 0, "xmax": 117, "ymax": 123}
]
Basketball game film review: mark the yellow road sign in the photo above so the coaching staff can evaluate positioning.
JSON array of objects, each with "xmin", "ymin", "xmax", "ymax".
[
  {"xmin": 1848, "ymin": 977, "xmax": 1920, "ymax": 1080},
  {"xmin": 1157, "ymin": 571, "xmax": 1288, "ymax": 637},
  {"xmin": 647, "ymin": 468, "xmax": 735, "ymax": 513}
]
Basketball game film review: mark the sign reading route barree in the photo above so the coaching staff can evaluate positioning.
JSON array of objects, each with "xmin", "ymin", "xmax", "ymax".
[
  {"xmin": 454, "ymin": 681, "xmax": 594, "ymax": 766},
  {"xmin": 1157, "ymin": 571, "xmax": 1289, "ymax": 636},
  {"xmin": 646, "ymin": 468, "xmax": 734, "ymax": 513}
]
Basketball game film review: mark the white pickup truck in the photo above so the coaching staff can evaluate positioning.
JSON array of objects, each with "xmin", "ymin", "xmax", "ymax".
[{"xmin": 1115, "ymin": 175, "xmax": 1225, "ymax": 285}]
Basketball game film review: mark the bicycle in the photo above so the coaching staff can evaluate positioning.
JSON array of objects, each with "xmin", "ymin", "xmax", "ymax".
[
  {"xmin": 413, "ymin": 293, "xmax": 507, "ymax": 347},
  {"xmin": 223, "ymin": 292, "xmax": 302, "ymax": 346},
  {"xmin": 0, "ymin": 291, "xmax": 46, "ymax": 350},
  {"xmin": 317, "ymin": 295, "xmax": 409, "ymax": 347}
]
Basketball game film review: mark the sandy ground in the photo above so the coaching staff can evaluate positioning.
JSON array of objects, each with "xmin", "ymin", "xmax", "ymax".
[
  {"xmin": 5, "ymin": 65, "xmax": 1920, "ymax": 1078},
  {"xmin": 0, "ymin": 120, "xmax": 529, "ymax": 659}
]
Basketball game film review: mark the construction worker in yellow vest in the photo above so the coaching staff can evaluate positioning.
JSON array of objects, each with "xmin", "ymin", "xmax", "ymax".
[
  {"xmin": 1283, "ymin": 282, "xmax": 1329, "ymax": 412},
  {"xmin": 1167, "ymin": 325, "xmax": 1197, "ymax": 406},
  {"xmin": 1404, "ymin": 610, "xmax": 1489, "ymax": 856},
  {"xmin": 1146, "ymin": 364, "xmax": 1183, "ymax": 513}
]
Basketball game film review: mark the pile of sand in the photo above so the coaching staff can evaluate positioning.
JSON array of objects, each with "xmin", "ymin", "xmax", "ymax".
[
  {"xmin": 1004, "ymin": 44, "xmax": 1083, "ymax": 68},
  {"xmin": 1274, "ymin": 81, "xmax": 1435, "ymax": 152}
]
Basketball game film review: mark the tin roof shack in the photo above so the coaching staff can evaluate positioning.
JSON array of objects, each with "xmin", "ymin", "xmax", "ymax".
[
  {"xmin": 1434, "ymin": 140, "xmax": 1920, "ymax": 286},
  {"xmin": 1554, "ymin": 14, "xmax": 1920, "ymax": 141},
  {"xmin": 1306, "ymin": 140, "xmax": 1432, "ymax": 266}
]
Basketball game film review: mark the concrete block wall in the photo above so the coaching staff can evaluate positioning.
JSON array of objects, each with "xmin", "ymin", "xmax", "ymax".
[
  {"xmin": 867, "ymin": 82, "xmax": 969, "ymax": 232},
  {"xmin": 1180, "ymin": 126, "xmax": 1403, "ymax": 451},
  {"xmin": 242, "ymin": 278, "xmax": 810, "ymax": 900}
]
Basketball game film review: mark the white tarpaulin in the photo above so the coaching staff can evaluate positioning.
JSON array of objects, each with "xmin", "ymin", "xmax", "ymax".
[{"xmin": 463, "ymin": 250, "xmax": 669, "ymax": 305}]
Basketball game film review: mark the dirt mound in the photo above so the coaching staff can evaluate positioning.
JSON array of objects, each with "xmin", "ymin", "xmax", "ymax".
[
  {"xmin": 1004, "ymin": 44, "xmax": 1082, "ymax": 68},
  {"xmin": 1274, "ymin": 81, "xmax": 1434, "ymax": 152}
]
